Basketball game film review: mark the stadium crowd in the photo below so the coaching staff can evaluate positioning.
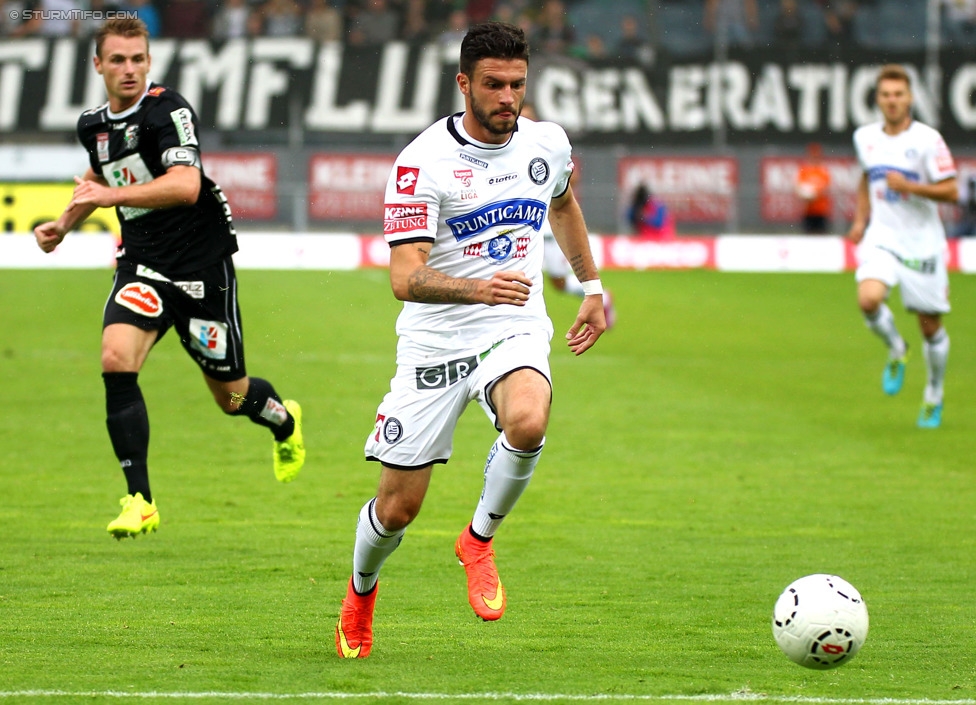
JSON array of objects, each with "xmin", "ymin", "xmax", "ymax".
[{"xmin": 2, "ymin": 0, "xmax": 973, "ymax": 58}]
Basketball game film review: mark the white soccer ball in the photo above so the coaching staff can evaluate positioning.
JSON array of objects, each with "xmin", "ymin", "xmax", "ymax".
[{"xmin": 772, "ymin": 574, "xmax": 869, "ymax": 670}]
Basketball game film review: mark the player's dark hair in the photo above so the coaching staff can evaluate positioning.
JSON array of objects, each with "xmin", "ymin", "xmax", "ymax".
[
  {"xmin": 459, "ymin": 22, "xmax": 529, "ymax": 77},
  {"xmin": 95, "ymin": 18, "xmax": 150, "ymax": 59},
  {"xmin": 876, "ymin": 64, "xmax": 911, "ymax": 90}
]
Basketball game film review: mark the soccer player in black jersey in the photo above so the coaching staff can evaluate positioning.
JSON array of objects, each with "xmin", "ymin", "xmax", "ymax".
[{"xmin": 33, "ymin": 18, "xmax": 305, "ymax": 539}]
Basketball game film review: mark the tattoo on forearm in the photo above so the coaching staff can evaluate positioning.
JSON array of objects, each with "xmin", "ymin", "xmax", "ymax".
[
  {"xmin": 568, "ymin": 253, "xmax": 588, "ymax": 281},
  {"xmin": 409, "ymin": 266, "xmax": 478, "ymax": 303}
]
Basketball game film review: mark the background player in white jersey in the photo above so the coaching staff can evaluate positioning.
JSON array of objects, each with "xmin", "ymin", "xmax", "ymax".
[
  {"xmin": 521, "ymin": 103, "xmax": 616, "ymax": 328},
  {"xmin": 335, "ymin": 21, "xmax": 607, "ymax": 658},
  {"xmin": 846, "ymin": 64, "xmax": 958, "ymax": 428}
]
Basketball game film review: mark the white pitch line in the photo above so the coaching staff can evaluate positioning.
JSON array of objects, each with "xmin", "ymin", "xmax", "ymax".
[{"xmin": 0, "ymin": 692, "xmax": 974, "ymax": 704}]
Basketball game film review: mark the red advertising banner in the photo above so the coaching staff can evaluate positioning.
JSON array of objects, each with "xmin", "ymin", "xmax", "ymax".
[
  {"xmin": 760, "ymin": 156, "xmax": 860, "ymax": 224},
  {"xmin": 309, "ymin": 154, "xmax": 395, "ymax": 221},
  {"xmin": 203, "ymin": 153, "xmax": 277, "ymax": 220},
  {"xmin": 618, "ymin": 157, "xmax": 738, "ymax": 223}
]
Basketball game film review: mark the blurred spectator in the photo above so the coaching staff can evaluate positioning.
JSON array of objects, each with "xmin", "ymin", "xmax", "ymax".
[
  {"xmin": 438, "ymin": 8, "xmax": 468, "ymax": 47},
  {"xmin": 0, "ymin": 1, "xmax": 27, "ymax": 36},
  {"xmin": 534, "ymin": 0, "xmax": 575, "ymax": 54},
  {"xmin": 14, "ymin": 0, "xmax": 82, "ymax": 36},
  {"xmin": 400, "ymin": 0, "xmax": 430, "ymax": 41},
  {"xmin": 703, "ymin": 0, "xmax": 759, "ymax": 48},
  {"xmin": 260, "ymin": 0, "xmax": 303, "ymax": 37},
  {"xmin": 213, "ymin": 0, "xmax": 253, "ymax": 40},
  {"xmin": 161, "ymin": 0, "xmax": 212, "ymax": 38},
  {"xmin": 125, "ymin": 0, "xmax": 161, "ymax": 37},
  {"xmin": 574, "ymin": 33, "xmax": 607, "ymax": 60},
  {"xmin": 466, "ymin": 0, "xmax": 495, "ymax": 24},
  {"xmin": 950, "ymin": 174, "xmax": 976, "ymax": 238},
  {"xmin": 942, "ymin": 0, "xmax": 976, "ymax": 45},
  {"xmin": 628, "ymin": 184, "xmax": 676, "ymax": 241},
  {"xmin": 425, "ymin": 0, "xmax": 457, "ymax": 33},
  {"xmin": 820, "ymin": 0, "xmax": 858, "ymax": 55},
  {"xmin": 795, "ymin": 143, "xmax": 832, "ymax": 234},
  {"xmin": 774, "ymin": 0, "xmax": 802, "ymax": 47},
  {"xmin": 615, "ymin": 14, "xmax": 655, "ymax": 64},
  {"xmin": 347, "ymin": 0, "xmax": 399, "ymax": 45}
]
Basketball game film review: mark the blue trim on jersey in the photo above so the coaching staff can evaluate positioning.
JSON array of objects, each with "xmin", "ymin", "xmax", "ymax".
[
  {"xmin": 446, "ymin": 198, "xmax": 547, "ymax": 241},
  {"xmin": 867, "ymin": 165, "xmax": 919, "ymax": 183}
]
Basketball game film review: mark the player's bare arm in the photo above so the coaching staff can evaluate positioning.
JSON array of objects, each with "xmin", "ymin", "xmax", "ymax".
[
  {"xmin": 548, "ymin": 186, "xmax": 606, "ymax": 355},
  {"xmin": 389, "ymin": 242, "xmax": 532, "ymax": 306},
  {"xmin": 34, "ymin": 168, "xmax": 106, "ymax": 252},
  {"xmin": 69, "ymin": 165, "xmax": 201, "ymax": 211},
  {"xmin": 885, "ymin": 173, "xmax": 958, "ymax": 204},
  {"xmin": 846, "ymin": 173, "xmax": 870, "ymax": 244}
]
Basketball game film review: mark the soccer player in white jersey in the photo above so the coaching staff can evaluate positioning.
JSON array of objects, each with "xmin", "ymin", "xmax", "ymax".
[
  {"xmin": 335, "ymin": 21, "xmax": 607, "ymax": 658},
  {"xmin": 846, "ymin": 64, "xmax": 958, "ymax": 428}
]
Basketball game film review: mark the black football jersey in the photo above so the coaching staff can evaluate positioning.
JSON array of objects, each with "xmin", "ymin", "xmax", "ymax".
[{"xmin": 77, "ymin": 83, "xmax": 238, "ymax": 275}]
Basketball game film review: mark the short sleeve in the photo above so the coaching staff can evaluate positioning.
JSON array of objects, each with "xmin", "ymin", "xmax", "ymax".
[
  {"xmin": 383, "ymin": 158, "xmax": 439, "ymax": 246},
  {"xmin": 925, "ymin": 131, "xmax": 956, "ymax": 183}
]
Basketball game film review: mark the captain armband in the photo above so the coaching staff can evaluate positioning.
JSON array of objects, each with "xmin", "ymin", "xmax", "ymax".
[{"xmin": 161, "ymin": 146, "xmax": 202, "ymax": 170}]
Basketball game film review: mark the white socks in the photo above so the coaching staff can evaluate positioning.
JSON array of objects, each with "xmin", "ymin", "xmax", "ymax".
[
  {"xmin": 471, "ymin": 432, "xmax": 542, "ymax": 539},
  {"xmin": 352, "ymin": 498, "xmax": 404, "ymax": 595},
  {"xmin": 864, "ymin": 303, "xmax": 907, "ymax": 359},
  {"xmin": 922, "ymin": 327, "xmax": 949, "ymax": 405}
]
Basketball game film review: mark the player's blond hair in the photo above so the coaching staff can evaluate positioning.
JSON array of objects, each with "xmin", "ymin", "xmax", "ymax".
[
  {"xmin": 94, "ymin": 18, "xmax": 149, "ymax": 59},
  {"xmin": 876, "ymin": 64, "xmax": 911, "ymax": 91}
]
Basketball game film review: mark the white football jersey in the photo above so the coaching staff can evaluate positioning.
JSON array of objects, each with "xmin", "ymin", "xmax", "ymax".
[
  {"xmin": 853, "ymin": 120, "xmax": 956, "ymax": 259},
  {"xmin": 383, "ymin": 113, "xmax": 574, "ymax": 358}
]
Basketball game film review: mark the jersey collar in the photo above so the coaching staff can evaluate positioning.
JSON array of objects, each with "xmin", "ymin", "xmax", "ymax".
[
  {"xmin": 446, "ymin": 112, "xmax": 517, "ymax": 149},
  {"xmin": 105, "ymin": 83, "xmax": 152, "ymax": 121}
]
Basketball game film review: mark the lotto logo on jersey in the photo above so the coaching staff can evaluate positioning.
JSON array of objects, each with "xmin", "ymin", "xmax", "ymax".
[
  {"xmin": 188, "ymin": 318, "xmax": 228, "ymax": 360},
  {"xmin": 396, "ymin": 166, "xmax": 420, "ymax": 195},
  {"xmin": 384, "ymin": 203, "xmax": 428, "ymax": 234},
  {"xmin": 115, "ymin": 282, "xmax": 162, "ymax": 318},
  {"xmin": 446, "ymin": 198, "xmax": 547, "ymax": 241}
]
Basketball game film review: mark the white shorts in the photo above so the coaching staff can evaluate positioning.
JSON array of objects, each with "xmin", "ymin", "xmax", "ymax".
[
  {"xmin": 364, "ymin": 331, "xmax": 552, "ymax": 469},
  {"xmin": 855, "ymin": 245, "xmax": 950, "ymax": 315},
  {"xmin": 542, "ymin": 236, "xmax": 570, "ymax": 279}
]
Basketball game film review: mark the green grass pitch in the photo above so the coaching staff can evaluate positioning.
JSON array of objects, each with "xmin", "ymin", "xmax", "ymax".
[{"xmin": 1, "ymin": 268, "xmax": 974, "ymax": 704}]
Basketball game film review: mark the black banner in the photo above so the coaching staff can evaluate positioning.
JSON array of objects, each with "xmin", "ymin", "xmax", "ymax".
[{"xmin": 1, "ymin": 38, "xmax": 974, "ymax": 145}]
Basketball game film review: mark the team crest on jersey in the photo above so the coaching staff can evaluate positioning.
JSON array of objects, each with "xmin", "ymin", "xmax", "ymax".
[
  {"xmin": 382, "ymin": 416, "xmax": 403, "ymax": 443},
  {"xmin": 446, "ymin": 198, "xmax": 547, "ymax": 241},
  {"xmin": 188, "ymin": 318, "xmax": 228, "ymax": 360},
  {"xmin": 123, "ymin": 125, "xmax": 139, "ymax": 150},
  {"xmin": 384, "ymin": 203, "xmax": 428, "ymax": 234},
  {"xmin": 148, "ymin": 86, "xmax": 166, "ymax": 96},
  {"xmin": 464, "ymin": 233, "xmax": 529, "ymax": 264},
  {"xmin": 96, "ymin": 132, "xmax": 110, "ymax": 163},
  {"xmin": 115, "ymin": 282, "xmax": 162, "ymax": 317},
  {"xmin": 396, "ymin": 166, "xmax": 420, "ymax": 195},
  {"xmin": 528, "ymin": 157, "xmax": 550, "ymax": 185}
]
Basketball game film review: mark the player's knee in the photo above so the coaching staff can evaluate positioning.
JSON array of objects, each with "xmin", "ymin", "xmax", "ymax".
[
  {"xmin": 857, "ymin": 292, "xmax": 882, "ymax": 315},
  {"xmin": 505, "ymin": 416, "xmax": 548, "ymax": 451},
  {"xmin": 376, "ymin": 499, "xmax": 421, "ymax": 532},
  {"xmin": 101, "ymin": 346, "xmax": 136, "ymax": 373}
]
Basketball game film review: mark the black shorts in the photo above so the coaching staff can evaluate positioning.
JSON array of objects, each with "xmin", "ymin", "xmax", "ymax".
[{"xmin": 103, "ymin": 257, "xmax": 247, "ymax": 382}]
